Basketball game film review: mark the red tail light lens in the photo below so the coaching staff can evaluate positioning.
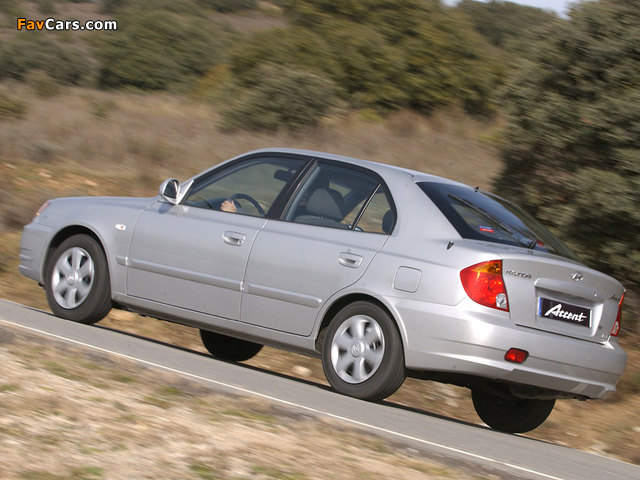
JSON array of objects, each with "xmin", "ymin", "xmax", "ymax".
[
  {"xmin": 460, "ymin": 260, "xmax": 509, "ymax": 311},
  {"xmin": 610, "ymin": 292, "xmax": 624, "ymax": 337}
]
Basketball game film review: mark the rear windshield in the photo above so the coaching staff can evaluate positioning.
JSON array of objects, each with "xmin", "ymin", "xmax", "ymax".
[{"xmin": 419, "ymin": 182, "xmax": 580, "ymax": 262}]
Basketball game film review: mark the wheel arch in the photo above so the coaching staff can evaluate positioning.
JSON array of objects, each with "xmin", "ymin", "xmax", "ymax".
[
  {"xmin": 314, "ymin": 293, "xmax": 405, "ymax": 355},
  {"xmin": 43, "ymin": 225, "xmax": 109, "ymax": 281}
]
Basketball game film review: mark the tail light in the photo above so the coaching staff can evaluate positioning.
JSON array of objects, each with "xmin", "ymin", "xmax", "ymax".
[
  {"xmin": 610, "ymin": 292, "xmax": 624, "ymax": 337},
  {"xmin": 460, "ymin": 260, "xmax": 509, "ymax": 312}
]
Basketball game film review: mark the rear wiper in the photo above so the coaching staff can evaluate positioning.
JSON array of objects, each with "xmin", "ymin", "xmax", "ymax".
[
  {"xmin": 526, "ymin": 238, "xmax": 539, "ymax": 249},
  {"xmin": 448, "ymin": 194, "xmax": 537, "ymax": 249}
]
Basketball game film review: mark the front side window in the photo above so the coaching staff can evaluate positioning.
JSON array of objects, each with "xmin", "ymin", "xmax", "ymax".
[
  {"xmin": 419, "ymin": 182, "xmax": 580, "ymax": 261},
  {"xmin": 183, "ymin": 156, "xmax": 305, "ymax": 217},
  {"xmin": 284, "ymin": 162, "xmax": 394, "ymax": 233}
]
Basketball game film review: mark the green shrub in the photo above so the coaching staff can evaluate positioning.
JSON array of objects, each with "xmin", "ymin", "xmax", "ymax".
[
  {"xmin": 320, "ymin": 20, "xmax": 408, "ymax": 111},
  {"xmin": 277, "ymin": 0, "xmax": 499, "ymax": 114},
  {"xmin": 0, "ymin": 34, "xmax": 91, "ymax": 85},
  {"xmin": 221, "ymin": 64, "xmax": 337, "ymax": 131},
  {"xmin": 229, "ymin": 27, "xmax": 338, "ymax": 88},
  {"xmin": 99, "ymin": 6, "xmax": 233, "ymax": 90},
  {"xmin": 456, "ymin": 0, "xmax": 558, "ymax": 49},
  {"xmin": 196, "ymin": 0, "xmax": 256, "ymax": 12},
  {"xmin": 283, "ymin": 0, "xmax": 427, "ymax": 40}
]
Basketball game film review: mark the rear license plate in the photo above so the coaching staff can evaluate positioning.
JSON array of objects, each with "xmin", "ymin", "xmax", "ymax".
[{"xmin": 538, "ymin": 298, "xmax": 591, "ymax": 327}]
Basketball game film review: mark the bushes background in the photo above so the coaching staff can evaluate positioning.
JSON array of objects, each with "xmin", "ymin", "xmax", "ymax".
[
  {"xmin": 0, "ymin": 35, "xmax": 92, "ymax": 85},
  {"xmin": 98, "ymin": 1, "xmax": 235, "ymax": 90},
  {"xmin": 221, "ymin": 64, "xmax": 338, "ymax": 131},
  {"xmin": 496, "ymin": 0, "xmax": 640, "ymax": 299}
]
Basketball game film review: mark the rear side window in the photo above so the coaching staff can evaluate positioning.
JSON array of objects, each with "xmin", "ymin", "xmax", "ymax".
[
  {"xmin": 356, "ymin": 186, "xmax": 395, "ymax": 234},
  {"xmin": 419, "ymin": 182, "xmax": 580, "ymax": 261}
]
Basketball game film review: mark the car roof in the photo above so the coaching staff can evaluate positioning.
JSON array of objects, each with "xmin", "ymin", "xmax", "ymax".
[{"xmin": 243, "ymin": 148, "xmax": 467, "ymax": 188}]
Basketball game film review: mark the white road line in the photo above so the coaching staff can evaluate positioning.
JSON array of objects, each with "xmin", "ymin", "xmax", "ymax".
[{"xmin": 0, "ymin": 316, "xmax": 564, "ymax": 480}]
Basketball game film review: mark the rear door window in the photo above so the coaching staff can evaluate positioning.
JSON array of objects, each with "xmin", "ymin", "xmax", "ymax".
[{"xmin": 284, "ymin": 162, "xmax": 395, "ymax": 233}]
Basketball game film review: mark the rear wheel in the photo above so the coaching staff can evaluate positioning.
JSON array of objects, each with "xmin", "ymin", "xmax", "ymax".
[
  {"xmin": 322, "ymin": 301, "xmax": 405, "ymax": 401},
  {"xmin": 200, "ymin": 330, "xmax": 263, "ymax": 362},
  {"xmin": 45, "ymin": 234, "xmax": 112, "ymax": 324},
  {"xmin": 472, "ymin": 389, "xmax": 555, "ymax": 433}
]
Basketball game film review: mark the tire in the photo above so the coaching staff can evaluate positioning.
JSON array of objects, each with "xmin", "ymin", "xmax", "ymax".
[
  {"xmin": 471, "ymin": 389, "xmax": 556, "ymax": 433},
  {"xmin": 321, "ymin": 301, "xmax": 405, "ymax": 401},
  {"xmin": 200, "ymin": 330, "xmax": 263, "ymax": 362},
  {"xmin": 45, "ymin": 234, "xmax": 112, "ymax": 324}
]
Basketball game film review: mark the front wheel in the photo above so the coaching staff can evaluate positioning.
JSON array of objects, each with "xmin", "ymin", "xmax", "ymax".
[
  {"xmin": 472, "ymin": 389, "xmax": 555, "ymax": 433},
  {"xmin": 322, "ymin": 301, "xmax": 405, "ymax": 401},
  {"xmin": 45, "ymin": 234, "xmax": 112, "ymax": 324}
]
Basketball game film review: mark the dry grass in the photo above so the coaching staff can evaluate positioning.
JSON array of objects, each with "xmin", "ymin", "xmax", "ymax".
[{"xmin": 0, "ymin": 83, "xmax": 503, "ymax": 187}]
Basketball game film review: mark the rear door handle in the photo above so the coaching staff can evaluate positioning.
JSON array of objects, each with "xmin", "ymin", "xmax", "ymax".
[
  {"xmin": 338, "ymin": 252, "xmax": 363, "ymax": 268},
  {"xmin": 222, "ymin": 231, "xmax": 246, "ymax": 246}
]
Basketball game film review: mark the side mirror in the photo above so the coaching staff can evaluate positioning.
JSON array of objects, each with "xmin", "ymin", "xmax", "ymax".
[
  {"xmin": 159, "ymin": 178, "xmax": 194, "ymax": 205},
  {"xmin": 159, "ymin": 178, "xmax": 180, "ymax": 204}
]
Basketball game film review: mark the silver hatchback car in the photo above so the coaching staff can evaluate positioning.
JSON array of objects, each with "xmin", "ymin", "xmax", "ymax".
[{"xmin": 19, "ymin": 149, "xmax": 627, "ymax": 433}]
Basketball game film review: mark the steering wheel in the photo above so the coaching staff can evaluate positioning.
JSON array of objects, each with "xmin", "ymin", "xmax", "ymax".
[{"xmin": 229, "ymin": 193, "xmax": 266, "ymax": 217}]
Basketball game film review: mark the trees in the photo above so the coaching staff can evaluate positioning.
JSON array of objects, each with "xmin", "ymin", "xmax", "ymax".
[
  {"xmin": 244, "ymin": 0, "xmax": 500, "ymax": 115},
  {"xmin": 0, "ymin": 34, "xmax": 91, "ymax": 85},
  {"xmin": 97, "ymin": 0, "xmax": 499, "ymax": 121},
  {"xmin": 457, "ymin": 0, "xmax": 557, "ymax": 49},
  {"xmin": 98, "ymin": 1, "xmax": 233, "ymax": 90},
  {"xmin": 496, "ymin": 1, "xmax": 640, "ymax": 294}
]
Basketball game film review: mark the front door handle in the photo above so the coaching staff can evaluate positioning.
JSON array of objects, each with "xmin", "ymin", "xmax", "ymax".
[
  {"xmin": 338, "ymin": 252, "xmax": 363, "ymax": 268},
  {"xmin": 222, "ymin": 231, "xmax": 246, "ymax": 246}
]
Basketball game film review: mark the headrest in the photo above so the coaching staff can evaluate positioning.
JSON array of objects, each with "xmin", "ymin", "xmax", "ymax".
[{"xmin": 306, "ymin": 188, "xmax": 344, "ymax": 221}]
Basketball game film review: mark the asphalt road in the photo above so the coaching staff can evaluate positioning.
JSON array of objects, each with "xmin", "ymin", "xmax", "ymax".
[{"xmin": 1, "ymin": 298, "xmax": 638, "ymax": 480}]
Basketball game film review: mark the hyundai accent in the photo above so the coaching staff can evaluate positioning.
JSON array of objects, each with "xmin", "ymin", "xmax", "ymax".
[{"xmin": 19, "ymin": 149, "xmax": 627, "ymax": 433}]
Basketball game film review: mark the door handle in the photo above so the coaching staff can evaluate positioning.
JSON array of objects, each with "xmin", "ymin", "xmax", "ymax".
[
  {"xmin": 222, "ymin": 231, "xmax": 246, "ymax": 246},
  {"xmin": 337, "ymin": 252, "xmax": 363, "ymax": 268}
]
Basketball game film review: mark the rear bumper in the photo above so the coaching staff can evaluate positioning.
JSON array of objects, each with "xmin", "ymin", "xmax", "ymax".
[
  {"xmin": 397, "ymin": 299, "xmax": 627, "ymax": 399},
  {"xmin": 19, "ymin": 222, "xmax": 54, "ymax": 284}
]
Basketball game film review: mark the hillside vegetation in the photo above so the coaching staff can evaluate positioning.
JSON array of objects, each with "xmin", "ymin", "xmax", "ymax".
[{"xmin": 1, "ymin": 0, "xmax": 639, "ymax": 467}]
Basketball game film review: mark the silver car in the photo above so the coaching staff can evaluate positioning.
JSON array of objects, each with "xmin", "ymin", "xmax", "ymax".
[{"xmin": 19, "ymin": 148, "xmax": 627, "ymax": 433}]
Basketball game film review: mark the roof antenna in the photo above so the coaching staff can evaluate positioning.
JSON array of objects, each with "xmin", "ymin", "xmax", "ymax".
[{"xmin": 474, "ymin": 186, "xmax": 480, "ymax": 193}]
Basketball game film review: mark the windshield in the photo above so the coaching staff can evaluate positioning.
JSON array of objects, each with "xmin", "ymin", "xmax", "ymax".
[{"xmin": 419, "ymin": 182, "xmax": 580, "ymax": 262}]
